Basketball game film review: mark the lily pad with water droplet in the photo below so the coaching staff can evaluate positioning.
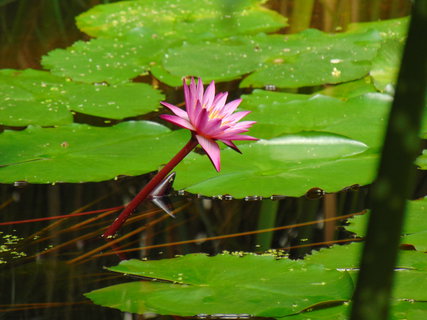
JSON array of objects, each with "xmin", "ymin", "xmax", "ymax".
[
  {"xmin": 85, "ymin": 253, "xmax": 353, "ymax": 317},
  {"xmin": 42, "ymin": 37, "xmax": 155, "ymax": 84},
  {"xmin": 174, "ymin": 132, "xmax": 377, "ymax": 198},
  {"xmin": 0, "ymin": 122, "xmax": 187, "ymax": 183},
  {"xmin": 0, "ymin": 69, "xmax": 73, "ymax": 126},
  {"xmin": 306, "ymin": 242, "xmax": 427, "ymax": 271},
  {"xmin": 76, "ymin": 0, "xmax": 286, "ymax": 41},
  {"xmin": 369, "ymin": 38, "xmax": 404, "ymax": 93},
  {"xmin": 347, "ymin": 17, "xmax": 409, "ymax": 40},
  {"xmin": 286, "ymin": 300, "xmax": 427, "ymax": 320},
  {"xmin": 241, "ymin": 91, "xmax": 391, "ymax": 148},
  {"xmin": 0, "ymin": 69, "xmax": 164, "ymax": 126},
  {"xmin": 346, "ymin": 197, "xmax": 427, "ymax": 251},
  {"xmin": 240, "ymin": 28, "xmax": 382, "ymax": 88},
  {"xmin": 161, "ymin": 36, "xmax": 262, "ymax": 84},
  {"xmin": 318, "ymin": 78, "xmax": 377, "ymax": 98}
]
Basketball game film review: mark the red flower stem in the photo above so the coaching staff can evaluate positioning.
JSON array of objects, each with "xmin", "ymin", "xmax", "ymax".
[{"xmin": 102, "ymin": 136, "xmax": 198, "ymax": 238}]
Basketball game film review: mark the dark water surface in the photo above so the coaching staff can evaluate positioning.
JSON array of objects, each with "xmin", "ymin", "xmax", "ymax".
[{"xmin": 0, "ymin": 178, "xmax": 369, "ymax": 319}]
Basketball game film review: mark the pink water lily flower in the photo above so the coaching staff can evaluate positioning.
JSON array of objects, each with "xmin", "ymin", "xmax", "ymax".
[{"xmin": 160, "ymin": 77, "xmax": 257, "ymax": 171}]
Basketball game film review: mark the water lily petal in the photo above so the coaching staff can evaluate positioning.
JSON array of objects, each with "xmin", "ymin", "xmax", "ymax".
[
  {"xmin": 196, "ymin": 78, "xmax": 204, "ymax": 102},
  {"xmin": 210, "ymin": 92, "xmax": 228, "ymax": 116},
  {"xmin": 196, "ymin": 135, "xmax": 221, "ymax": 172},
  {"xmin": 183, "ymin": 79, "xmax": 192, "ymax": 110},
  {"xmin": 160, "ymin": 101, "xmax": 189, "ymax": 120},
  {"xmin": 159, "ymin": 114, "xmax": 194, "ymax": 131},
  {"xmin": 223, "ymin": 110, "xmax": 251, "ymax": 124},
  {"xmin": 221, "ymin": 140, "xmax": 242, "ymax": 153},
  {"xmin": 202, "ymin": 81, "xmax": 215, "ymax": 107},
  {"xmin": 220, "ymin": 98, "xmax": 243, "ymax": 117},
  {"xmin": 194, "ymin": 102, "xmax": 209, "ymax": 129},
  {"xmin": 200, "ymin": 118, "xmax": 223, "ymax": 137}
]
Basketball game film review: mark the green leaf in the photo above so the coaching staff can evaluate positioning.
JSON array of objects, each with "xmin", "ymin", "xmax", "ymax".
[
  {"xmin": 42, "ymin": 37, "xmax": 156, "ymax": 84},
  {"xmin": 393, "ymin": 271, "xmax": 427, "ymax": 300},
  {"xmin": 241, "ymin": 91, "xmax": 391, "ymax": 147},
  {"xmin": 0, "ymin": 122, "xmax": 188, "ymax": 183},
  {"xmin": 369, "ymin": 39, "xmax": 404, "ymax": 92},
  {"xmin": 86, "ymin": 253, "xmax": 353, "ymax": 317},
  {"xmin": 65, "ymin": 82, "xmax": 164, "ymax": 120},
  {"xmin": 285, "ymin": 304, "xmax": 349, "ymax": 320},
  {"xmin": 346, "ymin": 197, "xmax": 427, "ymax": 251},
  {"xmin": 415, "ymin": 149, "xmax": 427, "ymax": 169},
  {"xmin": 0, "ymin": 69, "xmax": 72, "ymax": 126},
  {"xmin": 0, "ymin": 69, "xmax": 164, "ymax": 125},
  {"xmin": 161, "ymin": 36, "xmax": 262, "ymax": 84},
  {"xmin": 318, "ymin": 78, "xmax": 377, "ymax": 99},
  {"xmin": 174, "ymin": 132, "xmax": 378, "ymax": 198},
  {"xmin": 347, "ymin": 17, "xmax": 409, "ymax": 40},
  {"xmin": 285, "ymin": 301, "xmax": 427, "ymax": 320},
  {"xmin": 240, "ymin": 29, "xmax": 381, "ymax": 88},
  {"xmin": 76, "ymin": 0, "xmax": 286, "ymax": 40},
  {"xmin": 306, "ymin": 242, "xmax": 427, "ymax": 271},
  {"xmin": 44, "ymin": 0, "xmax": 286, "ymax": 85}
]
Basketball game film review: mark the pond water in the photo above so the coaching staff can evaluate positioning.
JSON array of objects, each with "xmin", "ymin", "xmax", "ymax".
[{"xmin": 0, "ymin": 179, "xmax": 368, "ymax": 319}]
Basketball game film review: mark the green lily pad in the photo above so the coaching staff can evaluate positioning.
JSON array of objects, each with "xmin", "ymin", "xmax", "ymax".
[
  {"xmin": 42, "ymin": 37, "xmax": 158, "ymax": 84},
  {"xmin": 0, "ymin": 122, "xmax": 188, "ymax": 183},
  {"xmin": 241, "ymin": 91, "xmax": 391, "ymax": 147},
  {"xmin": 44, "ymin": 0, "xmax": 286, "ymax": 86},
  {"xmin": 306, "ymin": 242, "xmax": 427, "ymax": 271},
  {"xmin": 0, "ymin": 69, "xmax": 164, "ymax": 126},
  {"xmin": 159, "ymin": 28, "xmax": 382, "ymax": 88},
  {"xmin": 415, "ymin": 148, "xmax": 427, "ymax": 169},
  {"xmin": 0, "ymin": 69, "xmax": 72, "ymax": 126},
  {"xmin": 76, "ymin": 0, "xmax": 286, "ymax": 40},
  {"xmin": 346, "ymin": 197, "xmax": 427, "ymax": 251},
  {"xmin": 319, "ymin": 78, "xmax": 377, "ymax": 98},
  {"xmin": 347, "ymin": 17, "xmax": 409, "ymax": 40},
  {"xmin": 86, "ymin": 245, "xmax": 427, "ymax": 318},
  {"xmin": 161, "ymin": 36, "xmax": 262, "ymax": 84},
  {"xmin": 240, "ymin": 28, "xmax": 381, "ymax": 88},
  {"xmin": 65, "ymin": 81, "xmax": 164, "ymax": 119},
  {"xmin": 174, "ymin": 132, "xmax": 378, "ymax": 198},
  {"xmin": 86, "ymin": 253, "xmax": 353, "ymax": 317},
  {"xmin": 286, "ymin": 301, "xmax": 427, "ymax": 320},
  {"xmin": 369, "ymin": 38, "xmax": 404, "ymax": 93}
]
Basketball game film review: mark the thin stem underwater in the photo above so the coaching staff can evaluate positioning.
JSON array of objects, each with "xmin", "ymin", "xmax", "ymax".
[{"xmin": 102, "ymin": 135, "xmax": 199, "ymax": 238}]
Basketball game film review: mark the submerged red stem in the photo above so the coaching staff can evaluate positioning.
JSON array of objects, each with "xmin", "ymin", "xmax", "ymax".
[{"xmin": 102, "ymin": 136, "xmax": 198, "ymax": 238}]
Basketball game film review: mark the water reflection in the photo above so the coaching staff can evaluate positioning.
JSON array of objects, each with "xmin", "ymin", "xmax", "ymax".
[{"xmin": 0, "ymin": 179, "xmax": 368, "ymax": 319}]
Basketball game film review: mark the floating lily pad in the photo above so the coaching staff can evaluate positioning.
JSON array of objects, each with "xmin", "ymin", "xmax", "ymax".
[
  {"xmin": 86, "ymin": 253, "xmax": 353, "ymax": 317},
  {"xmin": 65, "ymin": 81, "xmax": 164, "ymax": 119},
  {"xmin": 162, "ymin": 36, "xmax": 261, "ymax": 84},
  {"xmin": 76, "ymin": 0, "xmax": 286, "ymax": 40},
  {"xmin": 240, "ymin": 28, "xmax": 381, "ymax": 88},
  {"xmin": 319, "ymin": 78, "xmax": 377, "ymax": 98},
  {"xmin": 306, "ymin": 242, "xmax": 427, "ymax": 271},
  {"xmin": 0, "ymin": 69, "xmax": 73, "ymax": 126},
  {"xmin": 369, "ymin": 38, "xmax": 404, "ymax": 93},
  {"xmin": 415, "ymin": 148, "xmax": 427, "ymax": 169},
  {"xmin": 0, "ymin": 122, "xmax": 188, "ymax": 183},
  {"xmin": 286, "ymin": 301, "xmax": 427, "ymax": 320},
  {"xmin": 174, "ymin": 132, "xmax": 378, "ymax": 198},
  {"xmin": 347, "ymin": 17, "xmax": 409, "ymax": 40},
  {"xmin": 0, "ymin": 69, "xmax": 164, "ymax": 126},
  {"xmin": 86, "ymin": 244, "xmax": 427, "ymax": 318},
  {"xmin": 346, "ymin": 197, "xmax": 427, "ymax": 251},
  {"xmin": 241, "ymin": 91, "xmax": 391, "ymax": 147},
  {"xmin": 42, "ymin": 37, "xmax": 159, "ymax": 84},
  {"xmin": 44, "ymin": 0, "xmax": 286, "ymax": 85}
]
